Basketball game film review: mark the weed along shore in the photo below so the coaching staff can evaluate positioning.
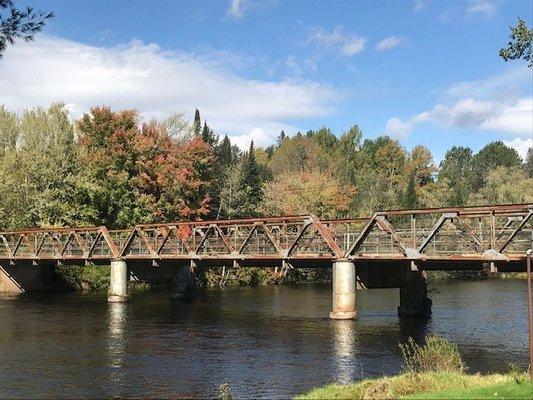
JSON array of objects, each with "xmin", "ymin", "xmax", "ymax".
[
  {"xmin": 296, "ymin": 336, "xmax": 533, "ymax": 400},
  {"xmin": 296, "ymin": 372, "xmax": 533, "ymax": 399}
]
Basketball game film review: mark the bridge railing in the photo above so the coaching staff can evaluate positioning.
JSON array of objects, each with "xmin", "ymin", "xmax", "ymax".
[{"xmin": 0, "ymin": 203, "xmax": 530, "ymax": 263}]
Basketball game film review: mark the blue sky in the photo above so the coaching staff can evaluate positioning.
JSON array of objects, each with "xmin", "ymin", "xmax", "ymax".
[{"xmin": 1, "ymin": 0, "xmax": 532, "ymax": 161}]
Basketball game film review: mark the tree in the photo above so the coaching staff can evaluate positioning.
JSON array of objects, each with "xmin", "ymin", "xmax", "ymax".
[
  {"xmin": 201, "ymin": 121, "xmax": 218, "ymax": 147},
  {"xmin": 193, "ymin": 108, "xmax": 201, "ymax": 136},
  {"xmin": 469, "ymin": 166, "xmax": 533, "ymax": 205},
  {"xmin": 310, "ymin": 126, "xmax": 337, "ymax": 151},
  {"xmin": 471, "ymin": 141, "xmax": 522, "ymax": 190},
  {"xmin": 277, "ymin": 130, "xmax": 286, "ymax": 147},
  {"xmin": 438, "ymin": 146, "xmax": 474, "ymax": 206},
  {"xmin": 235, "ymin": 141, "xmax": 263, "ymax": 217},
  {"xmin": 402, "ymin": 172, "xmax": 417, "ymax": 209},
  {"xmin": 269, "ymin": 134, "xmax": 328, "ymax": 175},
  {"xmin": 525, "ymin": 147, "xmax": 533, "ymax": 178},
  {"xmin": 333, "ymin": 125, "xmax": 362, "ymax": 186},
  {"xmin": 499, "ymin": 18, "xmax": 533, "ymax": 68},
  {"xmin": 262, "ymin": 170, "xmax": 355, "ymax": 218},
  {"xmin": 218, "ymin": 135, "xmax": 233, "ymax": 166},
  {"xmin": 0, "ymin": 104, "xmax": 88, "ymax": 229},
  {"xmin": 76, "ymin": 106, "xmax": 215, "ymax": 227},
  {"xmin": 0, "ymin": 0, "xmax": 53, "ymax": 57},
  {"xmin": 0, "ymin": 105, "xmax": 19, "ymax": 157}
]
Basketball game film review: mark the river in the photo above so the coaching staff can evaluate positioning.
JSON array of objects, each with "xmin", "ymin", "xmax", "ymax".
[{"xmin": 0, "ymin": 279, "xmax": 528, "ymax": 399}]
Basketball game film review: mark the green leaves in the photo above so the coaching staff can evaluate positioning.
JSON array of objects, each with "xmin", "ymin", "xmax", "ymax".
[{"xmin": 499, "ymin": 18, "xmax": 533, "ymax": 68}]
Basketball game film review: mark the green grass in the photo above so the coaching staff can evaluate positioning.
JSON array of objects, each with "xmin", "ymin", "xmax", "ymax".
[
  {"xmin": 406, "ymin": 379, "xmax": 533, "ymax": 399},
  {"xmin": 296, "ymin": 372, "xmax": 532, "ymax": 400}
]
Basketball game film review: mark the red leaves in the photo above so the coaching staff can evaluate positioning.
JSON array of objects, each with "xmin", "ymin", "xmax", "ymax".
[{"xmin": 77, "ymin": 107, "xmax": 215, "ymax": 226}]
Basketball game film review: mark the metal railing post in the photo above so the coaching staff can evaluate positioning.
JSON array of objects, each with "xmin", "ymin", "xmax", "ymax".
[{"xmin": 527, "ymin": 249, "xmax": 532, "ymax": 380}]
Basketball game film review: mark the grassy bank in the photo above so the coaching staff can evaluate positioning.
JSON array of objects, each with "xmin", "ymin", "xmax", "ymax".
[
  {"xmin": 297, "ymin": 335, "xmax": 532, "ymax": 400},
  {"xmin": 296, "ymin": 372, "xmax": 532, "ymax": 399}
]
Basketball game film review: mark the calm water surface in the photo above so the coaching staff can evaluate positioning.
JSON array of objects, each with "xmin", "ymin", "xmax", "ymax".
[{"xmin": 0, "ymin": 280, "xmax": 528, "ymax": 398}]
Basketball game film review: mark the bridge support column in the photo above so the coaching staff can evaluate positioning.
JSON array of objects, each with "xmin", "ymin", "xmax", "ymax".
[
  {"xmin": 169, "ymin": 265, "xmax": 196, "ymax": 301},
  {"xmin": 330, "ymin": 260, "xmax": 357, "ymax": 320},
  {"xmin": 398, "ymin": 270, "xmax": 432, "ymax": 317},
  {"xmin": 108, "ymin": 259, "xmax": 130, "ymax": 303}
]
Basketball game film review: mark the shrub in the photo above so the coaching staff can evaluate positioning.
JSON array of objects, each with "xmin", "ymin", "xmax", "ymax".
[
  {"xmin": 219, "ymin": 383, "xmax": 232, "ymax": 400},
  {"xmin": 399, "ymin": 335, "xmax": 465, "ymax": 373}
]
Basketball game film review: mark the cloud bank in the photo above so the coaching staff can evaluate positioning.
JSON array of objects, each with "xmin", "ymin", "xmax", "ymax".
[
  {"xmin": 385, "ymin": 68, "xmax": 533, "ymax": 145},
  {"xmin": 0, "ymin": 36, "xmax": 340, "ymax": 149}
]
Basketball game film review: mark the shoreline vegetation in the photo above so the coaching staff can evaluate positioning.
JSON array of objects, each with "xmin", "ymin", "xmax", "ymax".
[
  {"xmin": 47, "ymin": 264, "xmax": 527, "ymax": 294},
  {"xmin": 296, "ymin": 372, "xmax": 533, "ymax": 400},
  {"xmin": 0, "ymin": 105, "xmax": 530, "ymax": 294},
  {"xmin": 296, "ymin": 335, "xmax": 532, "ymax": 400}
]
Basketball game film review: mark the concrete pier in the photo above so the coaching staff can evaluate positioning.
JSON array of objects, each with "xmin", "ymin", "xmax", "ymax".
[
  {"xmin": 398, "ymin": 270, "xmax": 432, "ymax": 317},
  {"xmin": 169, "ymin": 265, "xmax": 196, "ymax": 301},
  {"xmin": 330, "ymin": 260, "xmax": 357, "ymax": 320},
  {"xmin": 108, "ymin": 260, "xmax": 130, "ymax": 302}
]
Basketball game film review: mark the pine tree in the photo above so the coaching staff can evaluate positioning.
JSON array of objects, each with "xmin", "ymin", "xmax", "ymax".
[
  {"xmin": 277, "ymin": 130, "xmax": 286, "ymax": 147},
  {"xmin": 218, "ymin": 135, "xmax": 233, "ymax": 166},
  {"xmin": 0, "ymin": 1, "xmax": 53, "ymax": 58},
  {"xmin": 193, "ymin": 108, "xmax": 201, "ymax": 136},
  {"xmin": 201, "ymin": 121, "xmax": 218, "ymax": 146},
  {"xmin": 237, "ymin": 141, "xmax": 263, "ymax": 216}
]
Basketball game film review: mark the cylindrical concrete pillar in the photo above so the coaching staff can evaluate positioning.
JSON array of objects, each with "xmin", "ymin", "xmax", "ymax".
[
  {"xmin": 330, "ymin": 260, "xmax": 357, "ymax": 320},
  {"xmin": 108, "ymin": 259, "xmax": 130, "ymax": 303}
]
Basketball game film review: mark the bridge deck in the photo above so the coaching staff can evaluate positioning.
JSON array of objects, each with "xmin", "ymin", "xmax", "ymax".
[{"xmin": 0, "ymin": 204, "xmax": 531, "ymax": 268}]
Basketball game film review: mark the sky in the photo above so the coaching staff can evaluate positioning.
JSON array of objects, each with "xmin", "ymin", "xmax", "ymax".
[{"xmin": 0, "ymin": 0, "xmax": 532, "ymax": 162}]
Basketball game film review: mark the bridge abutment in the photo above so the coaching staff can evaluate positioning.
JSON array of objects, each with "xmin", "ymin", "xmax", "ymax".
[
  {"xmin": 169, "ymin": 265, "xmax": 196, "ymax": 301},
  {"xmin": 108, "ymin": 259, "xmax": 130, "ymax": 303},
  {"xmin": 398, "ymin": 270, "xmax": 432, "ymax": 317},
  {"xmin": 330, "ymin": 260, "xmax": 357, "ymax": 320}
]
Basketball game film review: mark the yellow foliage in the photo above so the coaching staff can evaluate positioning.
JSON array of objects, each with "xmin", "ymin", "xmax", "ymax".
[{"xmin": 261, "ymin": 169, "xmax": 356, "ymax": 218}]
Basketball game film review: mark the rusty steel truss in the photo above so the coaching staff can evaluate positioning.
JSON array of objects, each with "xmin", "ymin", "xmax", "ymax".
[{"xmin": 0, "ymin": 204, "xmax": 531, "ymax": 265}]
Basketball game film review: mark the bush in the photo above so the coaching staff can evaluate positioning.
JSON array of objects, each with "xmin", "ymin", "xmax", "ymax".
[
  {"xmin": 219, "ymin": 383, "xmax": 232, "ymax": 400},
  {"xmin": 400, "ymin": 335, "xmax": 465, "ymax": 374}
]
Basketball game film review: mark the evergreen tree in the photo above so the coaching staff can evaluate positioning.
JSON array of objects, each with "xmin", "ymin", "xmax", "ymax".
[
  {"xmin": 236, "ymin": 141, "xmax": 263, "ymax": 216},
  {"xmin": 277, "ymin": 130, "xmax": 286, "ymax": 147},
  {"xmin": 218, "ymin": 135, "xmax": 233, "ymax": 166},
  {"xmin": 201, "ymin": 121, "xmax": 218, "ymax": 146},
  {"xmin": 0, "ymin": 0, "xmax": 53, "ymax": 57},
  {"xmin": 193, "ymin": 108, "xmax": 201, "ymax": 136}
]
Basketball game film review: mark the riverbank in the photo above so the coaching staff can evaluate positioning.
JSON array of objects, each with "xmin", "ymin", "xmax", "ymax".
[
  {"xmin": 296, "ymin": 371, "xmax": 533, "ymax": 399},
  {"xmin": 51, "ymin": 264, "xmax": 526, "ymax": 294},
  {"xmin": 52, "ymin": 264, "xmax": 330, "ymax": 292}
]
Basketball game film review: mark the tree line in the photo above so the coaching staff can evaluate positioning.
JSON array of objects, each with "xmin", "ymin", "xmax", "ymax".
[{"xmin": 0, "ymin": 103, "xmax": 531, "ymax": 231}]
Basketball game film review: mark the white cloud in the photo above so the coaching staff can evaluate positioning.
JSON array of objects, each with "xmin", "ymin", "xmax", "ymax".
[
  {"xmin": 375, "ymin": 36, "xmax": 406, "ymax": 51},
  {"xmin": 307, "ymin": 27, "xmax": 366, "ymax": 56},
  {"xmin": 466, "ymin": 0, "xmax": 496, "ymax": 17},
  {"xmin": 385, "ymin": 113, "xmax": 430, "ymax": 138},
  {"xmin": 227, "ymin": 0, "xmax": 246, "ymax": 19},
  {"xmin": 341, "ymin": 37, "xmax": 367, "ymax": 56},
  {"xmin": 413, "ymin": 0, "xmax": 428, "ymax": 11},
  {"xmin": 503, "ymin": 137, "xmax": 533, "ymax": 161},
  {"xmin": 0, "ymin": 36, "xmax": 340, "ymax": 149},
  {"xmin": 385, "ymin": 68, "xmax": 533, "ymax": 139}
]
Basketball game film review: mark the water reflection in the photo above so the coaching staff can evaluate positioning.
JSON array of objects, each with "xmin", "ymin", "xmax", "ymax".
[
  {"xmin": 0, "ymin": 280, "xmax": 528, "ymax": 399},
  {"xmin": 107, "ymin": 302, "xmax": 127, "ymax": 389},
  {"xmin": 332, "ymin": 319, "xmax": 358, "ymax": 384}
]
